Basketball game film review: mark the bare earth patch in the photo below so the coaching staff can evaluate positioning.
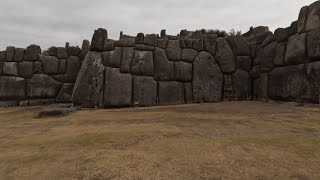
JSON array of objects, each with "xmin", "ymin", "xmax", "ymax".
[{"xmin": 0, "ymin": 102, "xmax": 319, "ymax": 180}]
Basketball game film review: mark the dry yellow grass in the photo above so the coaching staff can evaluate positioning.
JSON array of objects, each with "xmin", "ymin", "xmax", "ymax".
[{"xmin": 0, "ymin": 102, "xmax": 319, "ymax": 180}]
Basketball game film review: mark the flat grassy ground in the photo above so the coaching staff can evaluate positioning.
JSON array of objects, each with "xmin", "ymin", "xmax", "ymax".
[{"xmin": 0, "ymin": 102, "xmax": 319, "ymax": 180}]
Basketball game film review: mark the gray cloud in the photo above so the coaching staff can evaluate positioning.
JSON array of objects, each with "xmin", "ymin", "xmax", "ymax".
[{"xmin": 0, "ymin": 0, "xmax": 315, "ymax": 50}]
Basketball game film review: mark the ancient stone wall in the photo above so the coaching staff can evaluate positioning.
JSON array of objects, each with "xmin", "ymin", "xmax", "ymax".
[
  {"xmin": 0, "ymin": 1, "xmax": 319, "ymax": 108},
  {"xmin": 0, "ymin": 41, "xmax": 89, "ymax": 107}
]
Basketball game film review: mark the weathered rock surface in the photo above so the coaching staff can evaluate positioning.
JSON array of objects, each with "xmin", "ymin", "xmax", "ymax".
[
  {"xmin": 249, "ymin": 65, "xmax": 261, "ymax": 79},
  {"xmin": 131, "ymin": 50, "xmax": 154, "ymax": 76},
  {"xmin": 144, "ymin": 34, "xmax": 157, "ymax": 46},
  {"xmin": 104, "ymin": 68, "xmax": 132, "ymax": 107},
  {"xmin": 154, "ymin": 47, "xmax": 175, "ymax": 81},
  {"xmin": 298, "ymin": 6, "xmax": 308, "ymax": 33},
  {"xmin": 33, "ymin": 61, "xmax": 43, "ymax": 74},
  {"xmin": 59, "ymin": 59, "xmax": 67, "ymax": 74},
  {"xmin": 193, "ymin": 51, "xmax": 223, "ymax": 103},
  {"xmin": 0, "ymin": 76, "xmax": 26, "ymax": 100},
  {"xmin": 13, "ymin": 48, "xmax": 25, "ymax": 62},
  {"xmin": 65, "ymin": 56, "xmax": 81, "ymax": 83},
  {"xmin": 5, "ymin": 46, "xmax": 15, "ymax": 61},
  {"xmin": 274, "ymin": 28, "xmax": 289, "ymax": 42},
  {"xmin": 184, "ymin": 83, "xmax": 193, "ymax": 104},
  {"xmin": 236, "ymin": 56, "xmax": 252, "ymax": 71},
  {"xmin": 158, "ymin": 81, "xmax": 185, "ymax": 105},
  {"xmin": 285, "ymin": 33, "xmax": 307, "ymax": 65},
  {"xmin": 120, "ymin": 47, "xmax": 134, "ymax": 73},
  {"xmin": 181, "ymin": 49, "xmax": 198, "ymax": 63},
  {"xmin": 274, "ymin": 42, "xmax": 287, "ymax": 66},
  {"xmin": 72, "ymin": 51, "xmax": 105, "ymax": 108},
  {"xmin": 38, "ymin": 107, "xmax": 78, "ymax": 118},
  {"xmin": 135, "ymin": 33, "xmax": 144, "ymax": 44},
  {"xmin": 90, "ymin": 28, "xmax": 108, "ymax": 51},
  {"xmin": 215, "ymin": 38, "xmax": 236, "ymax": 73},
  {"xmin": 157, "ymin": 38, "xmax": 168, "ymax": 49},
  {"xmin": 226, "ymin": 36, "xmax": 250, "ymax": 56},
  {"xmin": 303, "ymin": 61, "xmax": 320, "ymax": 103},
  {"xmin": 231, "ymin": 69, "xmax": 252, "ymax": 101},
  {"xmin": 102, "ymin": 47, "xmax": 122, "ymax": 68},
  {"xmin": 175, "ymin": 61, "xmax": 192, "ymax": 82},
  {"xmin": 132, "ymin": 76, "xmax": 157, "ymax": 107},
  {"xmin": 66, "ymin": 46, "xmax": 81, "ymax": 56},
  {"xmin": 18, "ymin": 61, "xmax": 33, "ymax": 79},
  {"xmin": 305, "ymin": 1, "xmax": 320, "ymax": 32},
  {"xmin": 3, "ymin": 62, "xmax": 18, "ymax": 76},
  {"xmin": 56, "ymin": 83, "xmax": 74, "ymax": 103},
  {"xmin": 307, "ymin": 29, "xmax": 320, "ymax": 61},
  {"xmin": 116, "ymin": 37, "xmax": 135, "ymax": 47},
  {"xmin": 27, "ymin": 74, "xmax": 62, "ymax": 99},
  {"xmin": 204, "ymin": 34, "xmax": 217, "ymax": 55},
  {"xmin": 24, "ymin": 45, "xmax": 41, "ymax": 61},
  {"xmin": 57, "ymin": 47, "xmax": 68, "ymax": 59},
  {"xmin": 42, "ymin": 56, "xmax": 59, "ymax": 75},
  {"xmin": 134, "ymin": 44, "xmax": 155, "ymax": 51}
]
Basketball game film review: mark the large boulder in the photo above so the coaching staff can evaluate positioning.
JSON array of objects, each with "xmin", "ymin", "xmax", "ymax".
[
  {"xmin": 104, "ymin": 68, "xmax": 132, "ymax": 108},
  {"xmin": 115, "ymin": 37, "xmax": 135, "ymax": 47},
  {"xmin": 307, "ymin": 29, "xmax": 320, "ymax": 61},
  {"xmin": 27, "ymin": 74, "xmax": 63, "ymax": 99},
  {"xmin": 144, "ymin": 34, "xmax": 157, "ymax": 46},
  {"xmin": 260, "ymin": 57, "xmax": 274, "ymax": 73},
  {"xmin": 263, "ymin": 41, "xmax": 277, "ymax": 57},
  {"xmin": 226, "ymin": 35, "xmax": 250, "ymax": 56},
  {"xmin": 56, "ymin": 83, "xmax": 74, "ymax": 103},
  {"xmin": 193, "ymin": 51, "xmax": 223, "ymax": 103},
  {"xmin": 215, "ymin": 37, "xmax": 236, "ymax": 73},
  {"xmin": 285, "ymin": 33, "xmax": 307, "ymax": 65},
  {"xmin": 0, "ymin": 76, "xmax": 26, "ymax": 100},
  {"xmin": 305, "ymin": 1, "xmax": 320, "ymax": 32},
  {"xmin": 231, "ymin": 69, "xmax": 252, "ymax": 101},
  {"xmin": 274, "ymin": 42, "xmax": 287, "ymax": 66},
  {"xmin": 102, "ymin": 47, "xmax": 122, "ymax": 68},
  {"xmin": 158, "ymin": 81, "xmax": 185, "ymax": 105},
  {"xmin": 90, "ymin": 28, "xmax": 108, "ymax": 51},
  {"xmin": 72, "ymin": 51, "xmax": 105, "ymax": 108},
  {"xmin": 132, "ymin": 76, "xmax": 157, "ymax": 107},
  {"xmin": 3, "ymin": 62, "xmax": 18, "ymax": 76},
  {"xmin": 274, "ymin": 28, "xmax": 289, "ymax": 42},
  {"xmin": 268, "ymin": 65, "xmax": 306, "ymax": 102},
  {"xmin": 65, "ymin": 56, "xmax": 81, "ymax": 83},
  {"xmin": 24, "ymin": 45, "xmax": 41, "ymax": 61},
  {"xmin": 42, "ymin": 56, "xmax": 60, "ymax": 75},
  {"xmin": 153, "ymin": 47, "xmax": 175, "ymax": 81},
  {"xmin": 120, "ymin": 47, "xmax": 134, "ymax": 73},
  {"xmin": 131, "ymin": 50, "xmax": 154, "ymax": 76},
  {"xmin": 181, "ymin": 49, "xmax": 198, "ymax": 63},
  {"xmin": 18, "ymin": 61, "xmax": 33, "ymax": 79},
  {"xmin": 0, "ymin": 61, "xmax": 3, "ymax": 75},
  {"xmin": 134, "ymin": 44, "xmax": 155, "ymax": 51},
  {"xmin": 298, "ymin": 6, "xmax": 308, "ymax": 33},
  {"xmin": 236, "ymin": 56, "xmax": 252, "ymax": 71},
  {"xmin": 175, "ymin": 61, "xmax": 192, "ymax": 82},
  {"xmin": 13, "ymin": 48, "xmax": 25, "ymax": 62}
]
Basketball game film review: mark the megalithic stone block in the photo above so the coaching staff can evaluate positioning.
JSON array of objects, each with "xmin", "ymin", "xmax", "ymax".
[
  {"xmin": 231, "ymin": 69, "xmax": 252, "ymax": 101},
  {"xmin": 132, "ymin": 76, "xmax": 157, "ymax": 107},
  {"xmin": 90, "ymin": 28, "xmax": 108, "ymax": 52},
  {"xmin": 158, "ymin": 81, "xmax": 185, "ymax": 106},
  {"xmin": 215, "ymin": 37, "xmax": 236, "ymax": 73}
]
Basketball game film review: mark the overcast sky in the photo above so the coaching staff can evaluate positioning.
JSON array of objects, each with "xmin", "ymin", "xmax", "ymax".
[{"xmin": 0, "ymin": 0, "xmax": 316, "ymax": 50}]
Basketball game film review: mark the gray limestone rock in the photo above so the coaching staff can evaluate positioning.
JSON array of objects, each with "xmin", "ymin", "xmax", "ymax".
[
  {"xmin": 33, "ymin": 61, "xmax": 43, "ymax": 74},
  {"xmin": 13, "ymin": 48, "xmax": 25, "ymax": 62},
  {"xmin": 65, "ymin": 56, "xmax": 81, "ymax": 83},
  {"xmin": 3, "ymin": 62, "xmax": 18, "ymax": 76},
  {"xmin": 24, "ymin": 45, "xmax": 41, "ymax": 61},
  {"xmin": 236, "ymin": 56, "xmax": 252, "ymax": 72},
  {"xmin": 274, "ymin": 42, "xmax": 287, "ymax": 66},
  {"xmin": 57, "ymin": 47, "xmax": 68, "ymax": 59},
  {"xmin": 5, "ymin": 46, "xmax": 15, "ymax": 61},
  {"xmin": 59, "ymin": 59, "xmax": 67, "ymax": 74},
  {"xmin": 116, "ymin": 37, "xmax": 135, "ymax": 47},
  {"xmin": 307, "ymin": 29, "xmax": 320, "ymax": 61},
  {"xmin": 134, "ymin": 44, "xmax": 155, "ymax": 51},
  {"xmin": 274, "ymin": 28, "xmax": 289, "ymax": 42},
  {"xmin": 157, "ymin": 38, "xmax": 168, "ymax": 49},
  {"xmin": 56, "ymin": 83, "xmax": 74, "ymax": 103},
  {"xmin": 231, "ymin": 69, "xmax": 252, "ymax": 101},
  {"xmin": 136, "ymin": 33, "xmax": 144, "ymax": 44},
  {"xmin": 144, "ymin": 34, "xmax": 157, "ymax": 46},
  {"xmin": 181, "ymin": 49, "xmax": 198, "ymax": 63},
  {"xmin": 226, "ymin": 35, "xmax": 250, "ymax": 56},
  {"xmin": 66, "ymin": 46, "xmax": 81, "ymax": 56},
  {"xmin": 305, "ymin": 1, "xmax": 320, "ymax": 32},
  {"xmin": 298, "ymin": 6, "xmax": 308, "ymax": 33},
  {"xmin": 204, "ymin": 34, "xmax": 217, "ymax": 56},
  {"xmin": 184, "ymin": 83, "xmax": 193, "ymax": 104}
]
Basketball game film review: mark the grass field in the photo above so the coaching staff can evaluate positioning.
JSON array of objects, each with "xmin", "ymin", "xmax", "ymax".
[{"xmin": 0, "ymin": 102, "xmax": 319, "ymax": 180}]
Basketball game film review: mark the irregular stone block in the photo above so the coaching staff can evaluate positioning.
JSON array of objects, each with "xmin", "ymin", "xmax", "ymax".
[
  {"xmin": 0, "ymin": 76, "xmax": 26, "ymax": 100},
  {"xmin": 253, "ymin": 78, "xmax": 261, "ymax": 100},
  {"xmin": 103, "ymin": 68, "xmax": 132, "ymax": 107},
  {"xmin": 72, "ymin": 51, "xmax": 105, "ymax": 108},
  {"xmin": 158, "ymin": 81, "xmax": 185, "ymax": 106},
  {"xmin": 298, "ymin": 6, "xmax": 308, "ymax": 33},
  {"xmin": 285, "ymin": 33, "xmax": 307, "ymax": 65},
  {"xmin": 90, "ymin": 28, "xmax": 108, "ymax": 51},
  {"xmin": 167, "ymin": 40, "xmax": 180, "ymax": 49},
  {"xmin": 56, "ymin": 83, "xmax": 74, "ymax": 103},
  {"xmin": 193, "ymin": 51, "xmax": 223, "ymax": 103},
  {"xmin": 66, "ymin": 46, "xmax": 81, "ymax": 56},
  {"xmin": 18, "ymin": 61, "xmax": 33, "ymax": 79},
  {"xmin": 236, "ymin": 56, "xmax": 252, "ymax": 71},
  {"xmin": 184, "ymin": 83, "xmax": 193, "ymax": 104},
  {"xmin": 57, "ymin": 47, "xmax": 68, "ymax": 59},
  {"xmin": 204, "ymin": 34, "xmax": 217, "ymax": 56},
  {"xmin": 144, "ymin": 34, "xmax": 157, "ymax": 46},
  {"xmin": 102, "ymin": 47, "xmax": 122, "ymax": 68},
  {"xmin": 226, "ymin": 35, "xmax": 250, "ymax": 56},
  {"xmin": 307, "ymin": 29, "xmax": 320, "ymax": 61},
  {"xmin": 59, "ymin": 59, "xmax": 67, "ymax": 74},
  {"xmin": 263, "ymin": 41, "xmax": 277, "ymax": 57},
  {"xmin": 65, "ymin": 56, "xmax": 81, "ymax": 83},
  {"xmin": 132, "ymin": 76, "xmax": 157, "ymax": 107},
  {"xmin": 33, "ymin": 61, "xmax": 43, "ymax": 74},
  {"xmin": 181, "ymin": 49, "xmax": 198, "ymax": 63},
  {"xmin": 184, "ymin": 39, "xmax": 195, "ymax": 48},
  {"xmin": 3, "ymin": 62, "xmax": 18, "ymax": 76},
  {"xmin": 192, "ymin": 39, "xmax": 203, "ymax": 51},
  {"xmin": 28, "ymin": 99, "xmax": 56, "ymax": 106},
  {"xmin": 120, "ymin": 47, "xmax": 134, "ymax": 73},
  {"xmin": 42, "ymin": 56, "xmax": 60, "ymax": 75},
  {"xmin": 288, "ymin": 21, "xmax": 298, "ymax": 36},
  {"xmin": 104, "ymin": 40, "xmax": 115, "ymax": 51},
  {"xmin": 27, "ymin": 74, "xmax": 62, "ymax": 99},
  {"xmin": 306, "ymin": 1, "xmax": 320, "ymax": 32},
  {"xmin": 79, "ymin": 49, "xmax": 89, "ymax": 61},
  {"xmin": 166, "ymin": 47, "xmax": 181, "ymax": 61},
  {"xmin": 179, "ymin": 39, "xmax": 186, "ymax": 48},
  {"xmin": 261, "ymin": 35, "xmax": 275, "ymax": 47},
  {"xmin": 13, "ymin": 48, "xmax": 25, "ymax": 62},
  {"xmin": 136, "ymin": 33, "xmax": 144, "ymax": 44},
  {"xmin": 215, "ymin": 37, "xmax": 236, "ymax": 73},
  {"xmin": 5, "ymin": 46, "xmax": 15, "ymax": 61},
  {"xmin": 268, "ymin": 65, "xmax": 306, "ymax": 102},
  {"xmin": 175, "ymin": 61, "xmax": 192, "ymax": 82},
  {"xmin": 0, "ymin": 51, "xmax": 5, "ymax": 61},
  {"xmin": 154, "ymin": 47, "xmax": 175, "ymax": 81},
  {"xmin": 231, "ymin": 69, "xmax": 252, "ymax": 101},
  {"xmin": 134, "ymin": 44, "xmax": 155, "ymax": 51},
  {"xmin": 47, "ymin": 46, "xmax": 57, "ymax": 56},
  {"xmin": 116, "ymin": 37, "xmax": 135, "ymax": 47},
  {"xmin": 260, "ymin": 57, "xmax": 274, "ymax": 73},
  {"xmin": 82, "ymin": 39, "xmax": 90, "ymax": 50},
  {"xmin": 131, "ymin": 50, "xmax": 154, "ymax": 76},
  {"xmin": 303, "ymin": 61, "xmax": 320, "ymax": 103},
  {"xmin": 274, "ymin": 28, "xmax": 289, "ymax": 42},
  {"xmin": 24, "ymin": 45, "xmax": 41, "ymax": 61},
  {"xmin": 157, "ymin": 38, "xmax": 168, "ymax": 49},
  {"xmin": 274, "ymin": 42, "xmax": 287, "ymax": 66}
]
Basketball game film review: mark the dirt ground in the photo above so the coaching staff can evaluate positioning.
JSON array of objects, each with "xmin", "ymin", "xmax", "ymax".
[{"xmin": 0, "ymin": 101, "xmax": 319, "ymax": 180}]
